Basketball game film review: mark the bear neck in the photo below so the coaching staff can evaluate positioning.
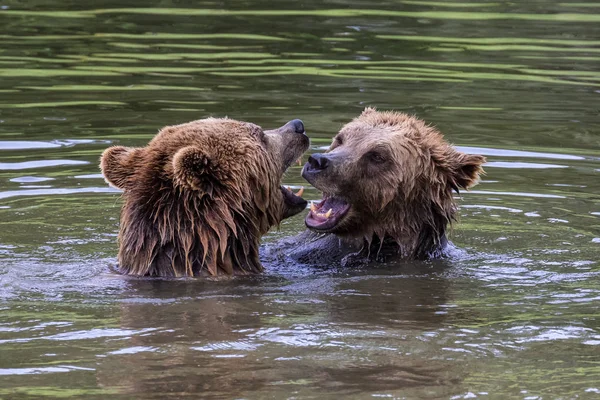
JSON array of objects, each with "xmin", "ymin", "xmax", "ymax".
[
  {"xmin": 330, "ymin": 191, "xmax": 454, "ymax": 261},
  {"xmin": 117, "ymin": 187, "xmax": 279, "ymax": 277},
  {"xmin": 372, "ymin": 191, "xmax": 455, "ymax": 259}
]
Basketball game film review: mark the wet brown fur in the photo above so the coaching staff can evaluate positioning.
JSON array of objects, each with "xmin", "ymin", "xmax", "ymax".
[
  {"xmin": 101, "ymin": 117, "xmax": 307, "ymax": 277},
  {"xmin": 304, "ymin": 107, "xmax": 486, "ymax": 260}
]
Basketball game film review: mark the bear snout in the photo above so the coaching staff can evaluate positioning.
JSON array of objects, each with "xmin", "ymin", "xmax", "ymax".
[
  {"xmin": 268, "ymin": 119, "xmax": 310, "ymax": 172},
  {"xmin": 307, "ymin": 153, "xmax": 330, "ymax": 170},
  {"xmin": 302, "ymin": 153, "xmax": 334, "ymax": 187}
]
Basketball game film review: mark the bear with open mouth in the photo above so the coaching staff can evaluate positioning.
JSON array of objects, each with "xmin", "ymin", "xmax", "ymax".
[
  {"xmin": 293, "ymin": 107, "xmax": 486, "ymax": 265},
  {"xmin": 101, "ymin": 117, "xmax": 309, "ymax": 277}
]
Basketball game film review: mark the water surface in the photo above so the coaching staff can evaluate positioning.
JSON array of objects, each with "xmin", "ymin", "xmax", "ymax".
[{"xmin": 1, "ymin": 0, "xmax": 599, "ymax": 398}]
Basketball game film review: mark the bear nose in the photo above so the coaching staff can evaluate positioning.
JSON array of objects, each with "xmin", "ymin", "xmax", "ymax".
[
  {"xmin": 308, "ymin": 153, "xmax": 329, "ymax": 170},
  {"xmin": 289, "ymin": 119, "xmax": 305, "ymax": 134}
]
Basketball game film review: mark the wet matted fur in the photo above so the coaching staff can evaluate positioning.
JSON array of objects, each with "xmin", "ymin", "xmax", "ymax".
[{"xmin": 101, "ymin": 117, "xmax": 309, "ymax": 277}]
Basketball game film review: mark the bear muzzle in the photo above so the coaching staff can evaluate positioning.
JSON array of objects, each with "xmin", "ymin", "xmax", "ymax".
[
  {"xmin": 267, "ymin": 119, "xmax": 309, "ymax": 172},
  {"xmin": 265, "ymin": 119, "xmax": 310, "ymax": 220},
  {"xmin": 301, "ymin": 152, "xmax": 338, "ymax": 188}
]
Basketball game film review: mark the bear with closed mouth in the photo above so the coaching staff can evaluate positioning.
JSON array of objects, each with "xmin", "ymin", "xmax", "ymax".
[
  {"xmin": 292, "ymin": 107, "xmax": 486, "ymax": 265},
  {"xmin": 101, "ymin": 117, "xmax": 309, "ymax": 277}
]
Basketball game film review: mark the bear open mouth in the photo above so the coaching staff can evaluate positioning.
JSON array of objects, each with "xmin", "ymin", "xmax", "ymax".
[
  {"xmin": 278, "ymin": 153, "xmax": 309, "ymax": 219},
  {"xmin": 305, "ymin": 196, "xmax": 351, "ymax": 231},
  {"xmin": 281, "ymin": 185, "xmax": 305, "ymax": 205}
]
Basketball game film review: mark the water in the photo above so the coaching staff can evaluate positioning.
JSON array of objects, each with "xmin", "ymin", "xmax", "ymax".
[{"xmin": 1, "ymin": 0, "xmax": 599, "ymax": 398}]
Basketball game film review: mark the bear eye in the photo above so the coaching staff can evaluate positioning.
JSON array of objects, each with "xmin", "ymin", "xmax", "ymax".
[
  {"xmin": 333, "ymin": 136, "xmax": 343, "ymax": 146},
  {"xmin": 366, "ymin": 150, "xmax": 388, "ymax": 164}
]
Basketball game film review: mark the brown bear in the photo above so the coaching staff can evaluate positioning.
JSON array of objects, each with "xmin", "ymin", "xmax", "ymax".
[
  {"xmin": 293, "ymin": 107, "xmax": 485, "ymax": 265},
  {"xmin": 101, "ymin": 117, "xmax": 309, "ymax": 277}
]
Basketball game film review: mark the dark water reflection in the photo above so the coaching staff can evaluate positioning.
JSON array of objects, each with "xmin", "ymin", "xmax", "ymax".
[{"xmin": 1, "ymin": 0, "xmax": 600, "ymax": 398}]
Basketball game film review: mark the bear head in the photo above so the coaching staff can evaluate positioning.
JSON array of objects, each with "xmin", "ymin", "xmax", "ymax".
[
  {"xmin": 302, "ymin": 108, "xmax": 485, "ymax": 258},
  {"xmin": 101, "ymin": 117, "xmax": 309, "ymax": 276}
]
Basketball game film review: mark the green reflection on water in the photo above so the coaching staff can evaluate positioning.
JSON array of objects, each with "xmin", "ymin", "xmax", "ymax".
[
  {"xmin": 378, "ymin": 35, "xmax": 600, "ymax": 46},
  {"xmin": 19, "ymin": 85, "xmax": 209, "ymax": 91},
  {"xmin": 4, "ymin": 8, "xmax": 600, "ymax": 22},
  {"xmin": 0, "ymin": 101, "xmax": 127, "ymax": 108},
  {"xmin": 400, "ymin": 0, "xmax": 502, "ymax": 7}
]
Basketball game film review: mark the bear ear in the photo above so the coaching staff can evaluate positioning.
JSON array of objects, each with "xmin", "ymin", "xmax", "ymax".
[
  {"xmin": 100, "ymin": 146, "xmax": 143, "ymax": 190},
  {"xmin": 361, "ymin": 106, "xmax": 377, "ymax": 116},
  {"xmin": 448, "ymin": 152, "xmax": 486, "ymax": 192},
  {"xmin": 431, "ymin": 146, "xmax": 486, "ymax": 192},
  {"xmin": 172, "ymin": 146, "xmax": 230, "ymax": 196}
]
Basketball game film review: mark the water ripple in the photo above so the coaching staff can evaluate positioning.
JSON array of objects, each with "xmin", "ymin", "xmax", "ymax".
[{"xmin": 0, "ymin": 160, "xmax": 89, "ymax": 170}]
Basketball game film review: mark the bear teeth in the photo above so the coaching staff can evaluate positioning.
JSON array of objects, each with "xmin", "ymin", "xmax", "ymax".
[
  {"xmin": 312, "ymin": 206, "xmax": 333, "ymax": 218},
  {"xmin": 285, "ymin": 186, "xmax": 304, "ymax": 197},
  {"xmin": 296, "ymin": 158, "xmax": 302, "ymax": 166}
]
